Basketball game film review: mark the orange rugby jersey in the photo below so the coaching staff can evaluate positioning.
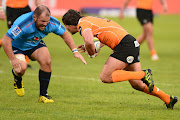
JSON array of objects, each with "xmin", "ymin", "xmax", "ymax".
[
  {"xmin": 137, "ymin": 0, "xmax": 153, "ymax": 10},
  {"xmin": 77, "ymin": 16, "xmax": 129, "ymax": 50},
  {"xmin": 6, "ymin": 0, "xmax": 29, "ymax": 8}
]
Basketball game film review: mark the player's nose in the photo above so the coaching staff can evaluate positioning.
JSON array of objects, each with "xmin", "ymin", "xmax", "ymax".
[{"xmin": 43, "ymin": 22, "xmax": 48, "ymax": 26}]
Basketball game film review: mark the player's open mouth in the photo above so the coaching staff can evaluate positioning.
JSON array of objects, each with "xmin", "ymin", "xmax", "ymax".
[{"xmin": 39, "ymin": 26, "xmax": 45, "ymax": 30}]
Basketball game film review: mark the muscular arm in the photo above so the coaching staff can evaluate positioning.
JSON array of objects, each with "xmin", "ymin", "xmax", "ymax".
[
  {"xmin": 1, "ymin": 35, "xmax": 16, "ymax": 61},
  {"xmin": 60, "ymin": 30, "xmax": 77, "ymax": 50},
  {"xmin": 82, "ymin": 29, "xmax": 95, "ymax": 56},
  {"xmin": 2, "ymin": 34, "xmax": 22, "ymax": 73},
  {"xmin": 60, "ymin": 30, "xmax": 87, "ymax": 64}
]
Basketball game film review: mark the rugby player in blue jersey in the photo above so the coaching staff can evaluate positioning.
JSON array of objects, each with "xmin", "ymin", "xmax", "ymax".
[{"xmin": 1, "ymin": 5, "xmax": 87, "ymax": 103}]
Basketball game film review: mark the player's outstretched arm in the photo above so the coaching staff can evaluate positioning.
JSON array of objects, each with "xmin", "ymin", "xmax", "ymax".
[
  {"xmin": 60, "ymin": 30, "xmax": 87, "ymax": 65},
  {"xmin": 1, "ymin": 35, "xmax": 22, "ymax": 73}
]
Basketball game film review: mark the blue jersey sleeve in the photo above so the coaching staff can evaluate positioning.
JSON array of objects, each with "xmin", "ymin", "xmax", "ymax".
[
  {"xmin": 49, "ymin": 17, "xmax": 65, "ymax": 35},
  {"xmin": 6, "ymin": 12, "xmax": 33, "ymax": 40},
  {"xmin": 6, "ymin": 24, "xmax": 24, "ymax": 40}
]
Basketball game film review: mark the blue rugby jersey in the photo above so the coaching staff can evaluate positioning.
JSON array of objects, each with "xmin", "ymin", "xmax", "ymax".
[{"xmin": 6, "ymin": 11, "xmax": 65, "ymax": 51}]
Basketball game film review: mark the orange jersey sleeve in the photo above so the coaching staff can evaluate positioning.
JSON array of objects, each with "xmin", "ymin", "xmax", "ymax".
[
  {"xmin": 77, "ymin": 16, "xmax": 129, "ymax": 50},
  {"xmin": 6, "ymin": 0, "xmax": 29, "ymax": 8},
  {"xmin": 137, "ymin": 0, "xmax": 153, "ymax": 10}
]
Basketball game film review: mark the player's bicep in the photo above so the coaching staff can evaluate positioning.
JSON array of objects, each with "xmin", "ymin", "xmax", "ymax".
[
  {"xmin": 53, "ymin": 23, "xmax": 66, "ymax": 35},
  {"xmin": 82, "ymin": 28, "xmax": 94, "ymax": 44}
]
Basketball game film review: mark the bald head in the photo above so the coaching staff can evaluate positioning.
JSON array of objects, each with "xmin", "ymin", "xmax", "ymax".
[
  {"xmin": 33, "ymin": 5, "xmax": 51, "ymax": 17},
  {"xmin": 33, "ymin": 5, "xmax": 51, "ymax": 31}
]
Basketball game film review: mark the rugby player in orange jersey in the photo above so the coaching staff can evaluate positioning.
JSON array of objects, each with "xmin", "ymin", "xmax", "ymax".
[
  {"xmin": 62, "ymin": 9, "xmax": 178, "ymax": 109},
  {"xmin": 120, "ymin": 0, "xmax": 168, "ymax": 61}
]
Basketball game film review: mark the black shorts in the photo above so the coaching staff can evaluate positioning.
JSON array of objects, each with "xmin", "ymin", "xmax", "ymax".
[
  {"xmin": 6, "ymin": 6, "xmax": 31, "ymax": 29},
  {"xmin": 136, "ymin": 8, "xmax": 153, "ymax": 25},
  {"xmin": 110, "ymin": 35, "xmax": 140, "ymax": 64},
  {"xmin": 12, "ymin": 40, "xmax": 47, "ymax": 61}
]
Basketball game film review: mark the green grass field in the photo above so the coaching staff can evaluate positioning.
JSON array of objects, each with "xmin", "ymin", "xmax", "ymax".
[{"xmin": 0, "ymin": 15, "xmax": 180, "ymax": 120}]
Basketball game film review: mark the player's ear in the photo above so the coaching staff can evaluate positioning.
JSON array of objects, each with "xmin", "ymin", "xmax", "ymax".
[{"xmin": 33, "ymin": 15, "xmax": 37, "ymax": 21}]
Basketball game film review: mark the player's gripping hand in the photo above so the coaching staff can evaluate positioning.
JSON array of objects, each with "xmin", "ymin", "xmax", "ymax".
[
  {"xmin": 10, "ymin": 58, "xmax": 22, "ymax": 73},
  {"xmin": 77, "ymin": 45, "xmax": 99, "ymax": 57},
  {"xmin": 77, "ymin": 45, "xmax": 87, "ymax": 54},
  {"xmin": 72, "ymin": 48, "xmax": 87, "ymax": 65}
]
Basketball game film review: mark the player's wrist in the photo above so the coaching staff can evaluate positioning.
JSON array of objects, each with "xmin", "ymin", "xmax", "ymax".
[{"xmin": 72, "ymin": 48, "xmax": 78, "ymax": 53}]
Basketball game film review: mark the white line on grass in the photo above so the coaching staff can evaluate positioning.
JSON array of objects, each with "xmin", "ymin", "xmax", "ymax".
[
  {"xmin": 0, "ymin": 69, "xmax": 178, "ymax": 86},
  {"xmin": 28, "ymin": 73, "xmax": 100, "ymax": 81}
]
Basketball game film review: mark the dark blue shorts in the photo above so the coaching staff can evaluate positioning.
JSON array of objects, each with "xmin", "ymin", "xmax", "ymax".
[{"xmin": 12, "ymin": 40, "xmax": 47, "ymax": 61}]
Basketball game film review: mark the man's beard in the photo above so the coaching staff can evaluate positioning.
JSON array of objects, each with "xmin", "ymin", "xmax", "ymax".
[{"xmin": 35, "ymin": 20, "xmax": 45, "ymax": 31}]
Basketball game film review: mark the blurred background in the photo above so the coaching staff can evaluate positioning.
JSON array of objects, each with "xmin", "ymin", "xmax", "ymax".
[
  {"xmin": 1, "ymin": 0, "xmax": 179, "ymax": 17},
  {"xmin": 26, "ymin": 0, "xmax": 180, "ymax": 17}
]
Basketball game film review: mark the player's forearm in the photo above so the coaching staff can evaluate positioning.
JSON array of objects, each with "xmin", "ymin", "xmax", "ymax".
[
  {"xmin": 61, "ymin": 30, "xmax": 77, "ymax": 50},
  {"xmin": 82, "ymin": 30, "xmax": 95, "ymax": 55},
  {"xmin": 160, "ymin": 0, "xmax": 167, "ymax": 8},
  {"xmin": 2, "ymin": 35, "xmax": 16, "ymax": 61},
  {"xmin": 160, "ymin": 0, "xmax": 167, "ymax": 12},
  {"xmin": 121, "ymin": 0, "xmax": 131, "ymax": 12},
  {"xmin": 84, "ymin": 43, "xmax": 95, "ymax": 55}
]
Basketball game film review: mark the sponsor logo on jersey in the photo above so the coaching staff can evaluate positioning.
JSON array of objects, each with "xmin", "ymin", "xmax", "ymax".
[
  {"xmin": 34, "ymin": 37, "xmax": 39, "ymax": 41},
  {"xmin": 11, "ymin": 26, "xmax": 21, "ymax": 37},
  {"xmin": 143, "ymin": 19, "xmax": 148, "ymax": 24},
  {"xmin": 134, "ymin": 41, "xmax": 140, "ymax": 47}
]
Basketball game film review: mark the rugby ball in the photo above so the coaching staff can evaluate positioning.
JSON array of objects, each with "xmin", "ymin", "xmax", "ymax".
[
  {"xmin": 94, "ymin": 39, "xmax": 101, "ymax": 53},
  {"xmin": 84, "ymin": 37, "xmax": 101, "ymax": 53}
]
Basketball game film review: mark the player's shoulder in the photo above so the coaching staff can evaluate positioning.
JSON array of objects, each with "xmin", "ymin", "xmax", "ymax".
[
  {"xmin": 8, "ymin": 12, "xmax": 34, "ymax": 37},
  {"xmin": 79, "ymin": 16, "xmax": 99, "ymax": 25},
  {"xmin": 49, "ymin": 16, "xmax": 61, "ymax": 26},
  {"xmin": 14, "ymin": 11, "xmax": 34, "ymax": 29},
  {"xmin": 47, "ymin": 16, "xmax": 65, "ymax": 34}
]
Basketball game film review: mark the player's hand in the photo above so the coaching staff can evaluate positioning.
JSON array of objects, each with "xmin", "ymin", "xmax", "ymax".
[
  {"xmin": 77, "ymin": 45, "xmax": 86, "ymax": 53},
  {"xmin": 10, "ymin": 59, "xmax": 22, "ymax": 73},
  {"xmin": 78, "ymin": 44, "xmax": 100, "ymax": 58},
  {"xmin": 73, "ymin": 52, "xmax": 87, "ymax": 65},
  {"xmin": 78, "ymin": 44, "xmax": 90, "ymax": 55}
]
